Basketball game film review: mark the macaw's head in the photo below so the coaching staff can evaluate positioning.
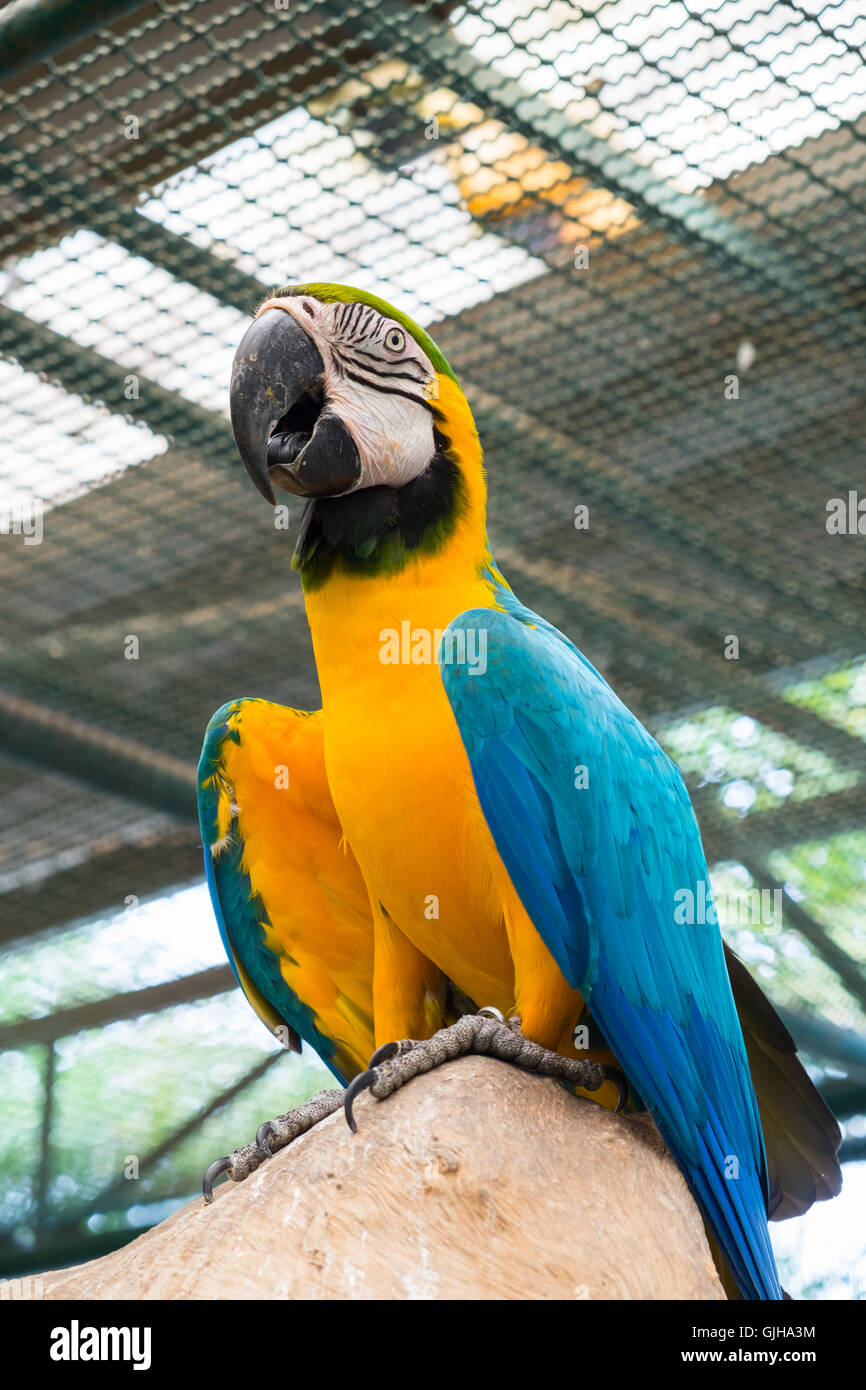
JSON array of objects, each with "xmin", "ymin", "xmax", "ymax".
[{"xmin": 230, "ymin": 283, "xmax": 486, "ymax": 586}]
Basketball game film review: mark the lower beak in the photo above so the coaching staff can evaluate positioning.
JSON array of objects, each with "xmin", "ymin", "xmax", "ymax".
[{"xmin": 230, "ymin": 307, "xmax": 348, "ymax": 504}]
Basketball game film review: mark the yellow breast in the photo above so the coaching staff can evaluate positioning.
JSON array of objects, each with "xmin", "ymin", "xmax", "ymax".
[{"xmin": 302, "ymin": 372, "xmax": 517, "ymax": 1007}]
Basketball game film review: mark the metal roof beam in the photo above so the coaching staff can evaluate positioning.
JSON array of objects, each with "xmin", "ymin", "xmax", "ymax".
[
  {"xmin": 0, "ymin": 303, "xmax": 236, "ymax": 460},
  {"xmin": 735, "ymin": 854, "xmax": 866, "ymax": 1015},
  {"xmin": 694, "ymin": 786, "xmax": 866, "ymax": 861},
  {"xmin": 780, "ymin": 1009, "xmax": 866, "ymax": 1083},
  {"xmin": 0, "ymin": 963, "xmax": 235, "ymax": 1051},
  {"xmin": 0, "ymin": 829, "xmax": 201, "ymax": 947},
  {"xmin": 368, "ymin": 0, "xmax": 850, "ymax": 323},
  {"xmin": 2, "ymin": 170, "xmax": 269, "ymax": 314},
  {"xmin": 0, "ymin": 0, "xmax": 150, "ymax": 83},
  {"xmin": 0, "ymin": 689, "xmax": 197, "ymax": 822}
]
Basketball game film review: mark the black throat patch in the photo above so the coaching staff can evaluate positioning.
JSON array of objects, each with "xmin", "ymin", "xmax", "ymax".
[{"xmin": 293, "ymin": 427, "xmax": 464, "ymax": 589}]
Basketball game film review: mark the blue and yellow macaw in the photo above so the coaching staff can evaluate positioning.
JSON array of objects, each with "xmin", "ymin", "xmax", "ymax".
[{"xmin": 199, "ymin": 284, "xmax": 840, "ymax": 1299}]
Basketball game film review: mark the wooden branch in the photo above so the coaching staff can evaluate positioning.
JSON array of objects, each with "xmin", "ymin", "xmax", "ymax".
[{"xmin": 41, "ymin": 1057, "xmax": 724, "ymax": 1301}]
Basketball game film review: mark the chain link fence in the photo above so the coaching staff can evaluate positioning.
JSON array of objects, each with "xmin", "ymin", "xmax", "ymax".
[{"xmin": 0, "ymin": 0, "xmax": 864, "ymax": 1289}]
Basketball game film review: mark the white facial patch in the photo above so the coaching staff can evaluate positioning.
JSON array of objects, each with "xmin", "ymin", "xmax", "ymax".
[
  {"xmin": 324, "ymin": 374, "xmax": 434, "ymax": 488},
  {"xmin": 259, "ymin": 295, "xmax": 438, "ymax": 490}
]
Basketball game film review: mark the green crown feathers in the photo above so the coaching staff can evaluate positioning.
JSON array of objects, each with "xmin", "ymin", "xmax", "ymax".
[{"xmin": 273, "ymin": 282, "xmax": 459, "ymax": 384}]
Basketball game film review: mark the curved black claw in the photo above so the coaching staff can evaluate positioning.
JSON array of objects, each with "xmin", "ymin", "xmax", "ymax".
[
  {"xmin": 477, "ymin": 1005, "xmax": 507, "ymax": 1023},
  {"xmin": 202, "ymin": 1155, "xmax": 233, "ymax": 1204},
  {"xmin": 368, "ymin": 1041, "xmax": 402, "ymax": 1069},
  {"xmin": 605, "ymin": 1067, "xmax": 629, "ymax": 1114},
  {"xmin": 344, "ymin": 1069, "xmax": 378, "ymax": 1134},
  {"xmin": 256, "ymin": 1121, "xmax": 275, "ymax": 1157}
]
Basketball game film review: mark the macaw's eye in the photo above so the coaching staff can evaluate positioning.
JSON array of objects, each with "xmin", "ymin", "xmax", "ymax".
[{"xmin": 384, "ymin": 327, "xmax": 406, "ymax": 353}]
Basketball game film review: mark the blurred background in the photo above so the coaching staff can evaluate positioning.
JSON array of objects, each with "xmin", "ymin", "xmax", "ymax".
[{"xmin": 0, "ymin": 0, "xmax": 864, "ymax": 1296}]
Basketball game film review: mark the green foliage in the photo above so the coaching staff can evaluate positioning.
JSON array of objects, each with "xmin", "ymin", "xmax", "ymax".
[
  {"xmin": 712, "ymin": 853, "xmax": 866, "ymax": 1035},
  {"xmin": 784, "ymin": 658, "xmax": 866, "ymax": 743},
  {"xmin": 659, "ymin": 706, "xmax": 858, "ymax": 817},
  {"xmin": 0, "ymin": 991, "xmax": 332, "ymax": 1247}
]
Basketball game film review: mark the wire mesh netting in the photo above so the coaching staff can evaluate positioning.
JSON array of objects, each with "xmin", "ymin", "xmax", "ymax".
[{"xmin": 0, "ymin": 0, "xmax": 864, "ymax": 1291}]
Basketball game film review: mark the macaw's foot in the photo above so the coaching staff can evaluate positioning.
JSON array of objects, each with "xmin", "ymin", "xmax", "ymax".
[
  {"xmin": 202, "ymin": 1087, "xmax": 344, "ymax": 1203},
  {"xmin": 343, "ymin": 1008, "xmax": 627, "ymax": 1132}
]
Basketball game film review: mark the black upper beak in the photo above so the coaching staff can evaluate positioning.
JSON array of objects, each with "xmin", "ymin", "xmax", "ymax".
[
  {"xmin": 230, "ymin": 307, "xmax": 361, "ymax": 504},
  {"xmin": 230, "ymin": 309, "xmax": 324, "ymax": 504}
]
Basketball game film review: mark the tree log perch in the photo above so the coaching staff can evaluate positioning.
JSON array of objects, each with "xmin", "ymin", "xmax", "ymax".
[{"xmin": 42, "ymin": 1057, "xmax": 724, "ymax": 1300}]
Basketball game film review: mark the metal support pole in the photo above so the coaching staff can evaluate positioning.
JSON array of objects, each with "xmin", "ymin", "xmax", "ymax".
[{"xmin": 34, "ymin": 1041, "xmax": 56, "ymax": 1226}]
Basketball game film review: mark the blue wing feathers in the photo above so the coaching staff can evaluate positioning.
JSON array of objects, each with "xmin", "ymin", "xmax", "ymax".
[{"xmin": 442, "ymin": 604, "xmax": 780, "ymax": 1300}]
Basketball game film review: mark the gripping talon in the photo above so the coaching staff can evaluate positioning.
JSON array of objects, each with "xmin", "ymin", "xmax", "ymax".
[
  {"xmin": 256, "ymin": 1121, "xmax": 275, "ymax": 1157},
  {"xmin": 344, "ymin": 1069, "xmax": 378, "ymax": 1133},
  {"xmin": 202, "ymin": 1155, "xmax": 233, "ymax": 1204},
  {"xmin": 368, "ymin": 1041, "xmax": 402, "ymax": 1068},
  {"xmin": 605, "ymin": 1067, "xmax": 629, "ymax": 1114}
]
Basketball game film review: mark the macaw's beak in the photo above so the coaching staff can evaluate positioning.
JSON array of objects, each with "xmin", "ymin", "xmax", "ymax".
[{"xmin": 229, "ymin": 307, "xmax": 361, "ymax": 503}]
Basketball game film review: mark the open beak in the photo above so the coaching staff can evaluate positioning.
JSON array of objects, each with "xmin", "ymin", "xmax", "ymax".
[{"xmin": 230, "ymin": 307, "xmax": 361, "ymax": 503}]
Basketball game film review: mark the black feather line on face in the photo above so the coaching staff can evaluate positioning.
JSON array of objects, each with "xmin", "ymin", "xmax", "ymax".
[
  {"xmin": 293, "ymin": 427, "xmax": 462, "ymax": 589},
  {"xmin": 337, "ymin": 350, "xmax": 428, "ymax": 386},
  {"xmin": 341, "ymin": 367, "xmax": 439, "ymax": 412}
]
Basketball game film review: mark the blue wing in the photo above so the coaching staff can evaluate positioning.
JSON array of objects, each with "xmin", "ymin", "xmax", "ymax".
[{"xmin": 442, "ymin": 602, "xmax": 781, "ymax": 1301}]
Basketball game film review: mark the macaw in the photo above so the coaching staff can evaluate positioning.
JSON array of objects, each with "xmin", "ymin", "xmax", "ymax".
[{"xmin": 198, "ymin": 283, "xmax": 841, "ymax": 1300}]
